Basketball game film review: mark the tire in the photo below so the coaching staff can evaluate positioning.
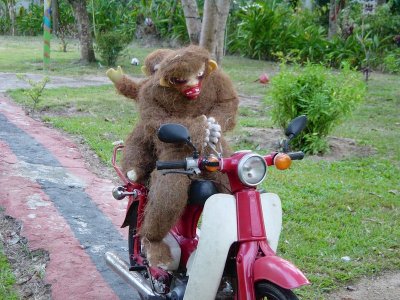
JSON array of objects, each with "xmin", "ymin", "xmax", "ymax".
[{"xmin": 255, "ymin": 281, "xmax": 299, "ymax": 300}]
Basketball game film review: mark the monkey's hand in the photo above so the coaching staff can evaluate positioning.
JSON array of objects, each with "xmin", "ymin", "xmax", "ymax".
[
  {"xmin": 106, "ymin": 66, "xmax": 124, "ymax": 84},
  {"xmin": 204, "ymin": 117, "xmax": 221, "ymax": 147}
]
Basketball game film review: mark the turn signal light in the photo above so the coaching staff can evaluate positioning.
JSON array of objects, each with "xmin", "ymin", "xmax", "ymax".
[
  {"xmin": 205, "ymin": 156, "xmax": 220, "ymax": 172},
  {"xmin": 274, "ymin": 153, "xmax": 292, "ymax": 170}
]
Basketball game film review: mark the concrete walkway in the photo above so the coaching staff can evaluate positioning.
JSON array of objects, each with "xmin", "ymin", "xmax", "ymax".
[{"xmin": 0, "ymin": 71, "xmax": 140, "ymax": 299}]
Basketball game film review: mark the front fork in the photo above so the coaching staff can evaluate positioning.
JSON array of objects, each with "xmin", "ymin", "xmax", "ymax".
[
  {"xmin": 236, "ymin": 242, "xmax": 259, "ymax": 300},
  {"xmin": 235, "ymin": 191, "xmax": 309, "ymax": 299}
]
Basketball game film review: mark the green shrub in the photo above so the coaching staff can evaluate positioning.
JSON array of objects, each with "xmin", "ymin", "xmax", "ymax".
[
  {"xmin": 16, "ymin": 3, "xmax": 43, "ymax": 36},
  {"xmin": 270, "ymin": 63, "xmax": 366, "ymax": 154},
  {"xmin": 0, "ymin": 17, "xmax": 10, "ymax": 34},
  {"xmin": 227, "ymin": 1, "xmax": 327, "ymax": 63},
  {"xmin": 328, "ymin": 3, "xmax": 400, "ymax": 70},
  {"xmin": 88, "ymin": 0, "xmax": 188, "ymax": 44},
  {"xmin": 383, "ymin": 49, "xmax": 400, "ymax": 73},
  {"xmin": 95, "ymin": 31, "xmax": 129, "ymax": 66}
]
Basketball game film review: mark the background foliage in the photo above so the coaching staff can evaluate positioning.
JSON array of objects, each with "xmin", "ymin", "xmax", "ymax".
[{"xmin": 1, "ymin": 0, "xmax": 398, "ymax": 72}]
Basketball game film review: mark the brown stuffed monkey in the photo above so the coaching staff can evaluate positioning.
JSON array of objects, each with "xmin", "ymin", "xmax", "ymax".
[{"xmin": 110, "ymin": 45, "xmax": 239, "ymax": 267}]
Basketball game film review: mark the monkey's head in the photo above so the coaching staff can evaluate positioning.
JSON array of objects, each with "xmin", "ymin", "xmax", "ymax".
[
  {"xmin": 141, "ymin": 49, "xmax": 174, "ymax": 76},
  {"xmin": 157, "ymin": 45, "xmax": 218, "ymax": 100}
]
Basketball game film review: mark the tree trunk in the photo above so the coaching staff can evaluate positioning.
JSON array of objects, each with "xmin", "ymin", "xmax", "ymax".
[
  {"xmin": 7, "ymin": 0, "xmax": 16, "ymax": 36},
  {"xmin": 200, "ymin": 0, "xmax": 230, "ymax": 65},
  {"xmin": 181, "ymin": 0, "xmax": 202, "ymax": 44},
  {"xmin": 328, "ymin": 0, "xmax": 346, "ymax": 39},
  {"xmin": 328, "ymin": 0, "xmax": 337, "ymax": 39},
  {"xmin": 52, "ymin": 0, "xmax": 60, "ymax": 35},
  {"xmin": 67, "ymin": 0, "xmax": 96, "ymax": 63},
  {"xmin": 214, "ymin": 1, "xmax": 230, "ymax": 65}
]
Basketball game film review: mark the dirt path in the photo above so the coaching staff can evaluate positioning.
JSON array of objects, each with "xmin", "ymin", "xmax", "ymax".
[{"xmin": 0, "ymin": 73, "xmax": 111, "ymax": 92}]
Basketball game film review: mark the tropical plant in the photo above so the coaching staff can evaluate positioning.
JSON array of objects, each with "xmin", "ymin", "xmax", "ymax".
[
  {"xmin": 227, "ymin": 2, "xmax": 327, "ymax": 63},
  {"xmin": 57, "ymin": 0, "xmax": 77, "ymax": 52},
  {"xmin": 269, "ymin": 63, "xmax": 366, "ymax": 154},
  {"xmin": 15, "ymin": 3, "xmax": 43, "ymax": 36},
  {"xmin": 95, "ymin": 31, "xmax": 130, "ymax": 66}
]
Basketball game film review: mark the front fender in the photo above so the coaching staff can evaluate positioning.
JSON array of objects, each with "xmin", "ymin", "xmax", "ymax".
[{"xmin": 253, "ymin": 256, "xmax": 310, "ymax": 290}]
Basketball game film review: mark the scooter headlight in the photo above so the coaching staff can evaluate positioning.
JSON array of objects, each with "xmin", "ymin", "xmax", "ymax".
[{"xmin": 237, "ymin": 153, "xmax": 267, "ymax": 186}]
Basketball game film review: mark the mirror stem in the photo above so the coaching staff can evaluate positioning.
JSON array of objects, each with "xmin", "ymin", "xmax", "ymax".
[{"xmin": 186, "ymin": 140, "xmax": 199, "ymax": 158}]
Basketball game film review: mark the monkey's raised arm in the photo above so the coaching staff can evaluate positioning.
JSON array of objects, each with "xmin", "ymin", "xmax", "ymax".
[
  {"xmin": 115, "ymin": 77, "xmax": 148, "ymax": 102},
  {"xmin": 106, "ymin": 66, "xmax": 146, "ymax": 102}
]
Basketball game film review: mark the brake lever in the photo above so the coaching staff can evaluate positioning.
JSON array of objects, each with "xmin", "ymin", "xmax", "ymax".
[{"xmin": 161, "ymin": 168, "xmax": 201, "ymax": 176}]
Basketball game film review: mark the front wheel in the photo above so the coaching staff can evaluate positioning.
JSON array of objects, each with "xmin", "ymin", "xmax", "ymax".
[{"xmin": 255, "ymin": 281, "xmax": 299, "ymax": 300}]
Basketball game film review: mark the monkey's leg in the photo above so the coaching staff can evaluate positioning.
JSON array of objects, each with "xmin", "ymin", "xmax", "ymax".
[{"xmin": 140, "ymin": 171, "xmax": 190, "ymax": 267}]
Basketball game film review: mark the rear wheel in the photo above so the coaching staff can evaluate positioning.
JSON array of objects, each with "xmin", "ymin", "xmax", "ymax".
[{"xmin": 255, "ymin": 281, "xmax": 298, "ymax": 300}]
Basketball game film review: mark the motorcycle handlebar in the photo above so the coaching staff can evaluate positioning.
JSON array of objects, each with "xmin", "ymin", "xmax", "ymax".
[
  {"xmin": 288, "ymin": 151, "xmax": 305, "ymax": 160},
  {"xmin": 156, "ymin": 160, "xmax": 187, "ymax": 170}
]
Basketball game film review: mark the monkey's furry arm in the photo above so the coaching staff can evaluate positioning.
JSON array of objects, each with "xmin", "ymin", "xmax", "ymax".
[{"xmin": 107, "ymin": 66, "xmax": 146, "ymax": 102}]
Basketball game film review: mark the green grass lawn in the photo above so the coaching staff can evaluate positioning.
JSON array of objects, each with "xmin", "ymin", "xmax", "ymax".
[
  {"xmin": 0, "ymin": 249, "xmax": 18, "ymax": 300},
  {"xmin": 2, "ymin": 36, "xmax": 400, "ymax": 299}
]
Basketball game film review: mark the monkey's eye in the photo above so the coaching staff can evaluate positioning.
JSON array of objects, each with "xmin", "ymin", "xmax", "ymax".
[
  {"xmin": 197, "ymin": 71, "xmax": 205, "ymax": 80},
  {"xmin": 169, "ymin": 77, "xmax": 188, "ymax": 85}
]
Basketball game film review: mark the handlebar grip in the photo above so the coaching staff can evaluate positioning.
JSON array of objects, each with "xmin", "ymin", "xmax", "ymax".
[
  {"xmin": 156, "ymin": 160, "xmax": 187, "ymax": 170},
  {"xmin": 288, "ymin": 151, "xmax": 305, "ymax": 160}
]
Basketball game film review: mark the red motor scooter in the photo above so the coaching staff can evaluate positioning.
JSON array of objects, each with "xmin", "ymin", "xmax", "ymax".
[{"xmin": 105, "ymin": 115, "xmax": 310, "ymax": 300}]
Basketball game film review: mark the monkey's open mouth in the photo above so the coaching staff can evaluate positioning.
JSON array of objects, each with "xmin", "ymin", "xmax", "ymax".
[{"xmin": 183, "ymin": 86, "xmax": 201, "ymax": 99}]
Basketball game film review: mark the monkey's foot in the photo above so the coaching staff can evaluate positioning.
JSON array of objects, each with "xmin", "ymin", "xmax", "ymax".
[{"xmin": 142, "ymin": 240, "xmax": 173, "ymax": 269}]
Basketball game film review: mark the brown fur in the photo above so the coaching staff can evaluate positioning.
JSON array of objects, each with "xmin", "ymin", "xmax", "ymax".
[
  {"xmin": 121, "ymin": 45, "xmax": 239, "ymax": 266},
  {"xmin": 143, "ymin": 48, "xmax": 174, "ymax": 75}
]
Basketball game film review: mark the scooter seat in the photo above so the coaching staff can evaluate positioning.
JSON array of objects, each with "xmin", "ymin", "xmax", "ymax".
[{"xmin": 188, "ymin": 180, "xmax": 218, "ymax": 206}]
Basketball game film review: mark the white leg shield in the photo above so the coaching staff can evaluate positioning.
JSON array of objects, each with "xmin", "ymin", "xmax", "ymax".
[
  {"xmin": 184, "ymin": 194, "xmax": 237, "ymax": 300},
  {"xmin": 260, "ymin": 193, "xmax": 282, "ymax": 253}
]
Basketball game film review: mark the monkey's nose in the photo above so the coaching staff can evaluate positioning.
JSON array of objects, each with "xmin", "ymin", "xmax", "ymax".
[{"xmin": 187, "ymin": 78, "xmax": 199, "ymax": 86}]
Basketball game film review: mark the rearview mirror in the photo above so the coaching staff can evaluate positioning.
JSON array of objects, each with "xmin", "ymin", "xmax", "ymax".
[
  {"xmin": 158, "ymin": 123, "xmax": 190, "ymax": 144},
  {"xmin": 285, "ymin": 115, "xmax": 307, "ymax": 139}
]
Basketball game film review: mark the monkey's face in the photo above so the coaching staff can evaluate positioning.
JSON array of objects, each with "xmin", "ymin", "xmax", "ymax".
[{"xmin": 167, "ymin": 64, "xmax": 206, "ymax": 100}]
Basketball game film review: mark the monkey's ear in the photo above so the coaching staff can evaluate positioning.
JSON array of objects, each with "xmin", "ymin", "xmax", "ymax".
[
  {"xmin": 160, "ymin": 77, "xmax": 170, "ymax": 87},
  {"xmin": 208, "ymin": 60, "xmax": 218, "ymax": 73},
  {"xmin": 141, "ymin": 66, "xmax": 151, "ymax": 76}
]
